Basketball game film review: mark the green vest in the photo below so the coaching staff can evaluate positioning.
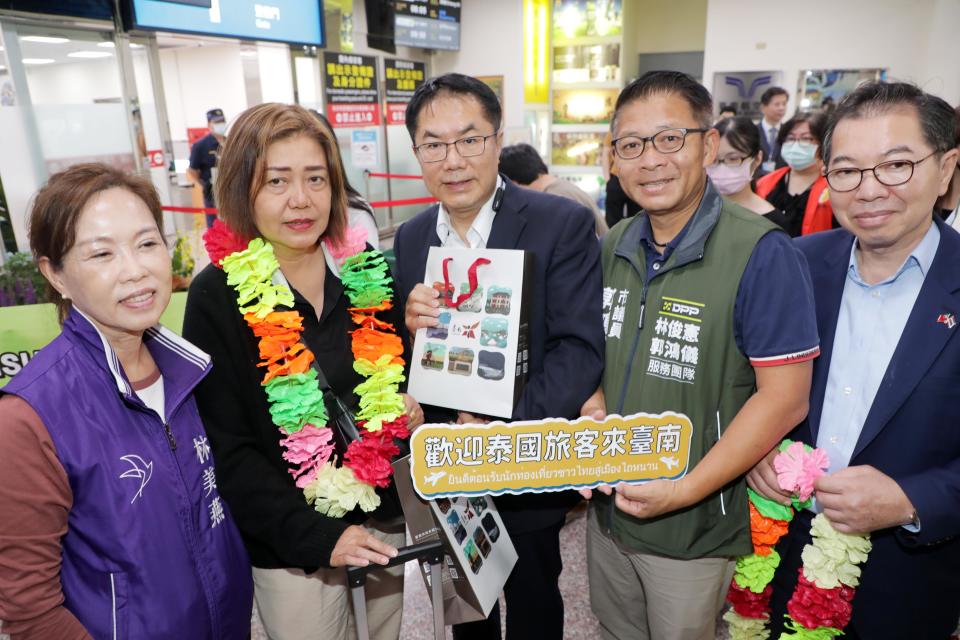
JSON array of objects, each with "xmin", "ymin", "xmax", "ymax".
[{"xmin": 594, "ymin": 185, "xmax": 779, "ymax": 559}]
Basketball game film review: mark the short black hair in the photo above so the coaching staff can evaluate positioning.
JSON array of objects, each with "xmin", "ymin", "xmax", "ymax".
[
  {"xmin": 777, "ymin": 111, "xmax": 827, "ymax": 148},
  {"xmin": 822, "ymin": 81, "xmax": 958, "ymax": 165},
  {"xmin": 718, "ymin": 105, "xmax": 737, "ymax": 116},
  {"xmin": 499, "ymin": 144, "xmax": 548, "ymax": 185},
  {"xmin": 405, "ymin": 73, "xmax": 502, "ymax": 141},
  {"xmin": 760, "ymin": 87, "xmax": 788, "ymax": 106},
  {"xmin": 714, "ymin": 116, "xmax": 761, "ymax": 157},
  {"xmin": 612, "ymin": 70, "xmax": 713, "ymax": 132}
]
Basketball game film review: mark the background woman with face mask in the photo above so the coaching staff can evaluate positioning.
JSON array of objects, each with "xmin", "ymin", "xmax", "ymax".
[
  {"xmin": 707, "ymin": 116, "xmax": 791, "ymax": 231},
  {"xmin": 755, "ymin": 111, "xmax": 835, "ymax": 237}
]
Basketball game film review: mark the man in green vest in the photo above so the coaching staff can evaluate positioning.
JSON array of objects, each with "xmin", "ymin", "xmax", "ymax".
[{"xmin": 581, "ymin": 71, "xmax": 821, "ymax": 640}]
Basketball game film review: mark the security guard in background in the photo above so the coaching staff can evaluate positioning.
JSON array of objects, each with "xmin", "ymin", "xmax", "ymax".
[{"xmin": 188, "ymin": 108, "xmax": 226, "ymax": 227}]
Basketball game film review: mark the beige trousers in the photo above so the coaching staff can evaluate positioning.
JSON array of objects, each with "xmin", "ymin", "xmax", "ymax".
[
  {"xmin": 586, "ymin": 508, "xmax": 735, "ymax": 640},
  {"xmin": 252, "ymin": 520, "xmax": 405, "ymax": 640}
]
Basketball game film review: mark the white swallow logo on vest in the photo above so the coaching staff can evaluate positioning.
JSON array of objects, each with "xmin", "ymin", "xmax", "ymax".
[{"xmin": 119, "ymin": 454, "xmax": 153, "ymax": 503}]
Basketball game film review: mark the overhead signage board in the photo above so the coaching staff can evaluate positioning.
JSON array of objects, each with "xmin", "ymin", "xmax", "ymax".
[
  {"xmin": 383, "ymin": 58, "xmax": 426, "ymax": 126},
  {"xmin": 395, "ymin": 0, "xmax": 461, "ymax": 51},
  {"xmin": 323, "ymin": 52, "xmax": 381, "ymax": 128},
  {"xmin": 126, "ymin": 0, "xmax": 325, "ymax": 46}
]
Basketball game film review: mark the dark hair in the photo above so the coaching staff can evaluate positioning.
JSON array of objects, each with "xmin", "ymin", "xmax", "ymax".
[
  {"xmin": 713, "ymin": 116, "xmax": 762, "ymax": 157},
  {"xmin": 405, "ymin": 73, "xmax": 502, "ymax": 141},
  {"xmin": 760, "ymin": 86, "xmax": 788, "ymax": 106},
  {"xmin": 216, "ymin": 103, "xmax": 347, "ymax": 244},
  {"xmin": 29, "ymin": 163, "xmax": 164, "ymax": 322},
  {"xmin": 953, "ymin": 105, "xmax": 960, "ymax": 148},
  {"xmin": 777, "ymin": 111, "xmax": 827, "ymax": 148},
  {"xmin": 822, "ymin": 82, "xmax": 958, "ymax": 165},
  {"xmin": 498, "ymin": 144, "xmax": 548, "ymax": 185},
  {"xmin": 308, "ymin": 109, "xmax": 374, "ymax": 215},
  {"xmin": 612, "ymin": 70, "xmax": 713, "ymax": 132},
  {"xmin": 718, "ymin": 105, "xmax": 737, "ymax": 116}
]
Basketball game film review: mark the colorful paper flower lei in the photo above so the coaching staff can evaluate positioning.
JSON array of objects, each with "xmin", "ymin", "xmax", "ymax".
[
  {"xmin": 204, "ymin": 220, "xmax": 410, "ymax": 518},
  {"xmin": 724, "ymin": 439, "xmax": 828, "ymax": 639}
]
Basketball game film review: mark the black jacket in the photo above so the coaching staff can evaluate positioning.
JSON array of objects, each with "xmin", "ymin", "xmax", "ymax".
[
  {"xmin": 392, "ymin": 179, "xmax": 605, "ymax": 534},
  {"xmin": 183, "ymin": 253, "xmax": 404, "ymax": 570}
]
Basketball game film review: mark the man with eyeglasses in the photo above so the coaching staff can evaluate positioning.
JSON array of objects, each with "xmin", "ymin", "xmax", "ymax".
[
  {"xmin": 392, "ymin": 73, "xmax": 604, "ymax": 640},
  {"xmin": 748, "ymin": 81, "xmax": 960, "ymax": 639},
  {"xmin": 578, "ymin": 70, "xmax": 819, "ymax": 640}
]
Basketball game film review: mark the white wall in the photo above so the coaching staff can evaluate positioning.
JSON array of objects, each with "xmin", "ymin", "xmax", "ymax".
[
  {"xmin": 430, "ymin": 0, "xmax": 524, "ymax": 129},
  {"xmin": 25, "ymin": 58, "xmax": 122, "ymax": 104},
  {"xmin": 256, "ymin": 42, "xmax": 294, "ymax": 104},
  {"xmin": 703, "ymin": 0, "xmax": 958, "ymax": 115},
  {"xmin": 158, "ymin": 43, "xmax": 247, "ymax": 141}
]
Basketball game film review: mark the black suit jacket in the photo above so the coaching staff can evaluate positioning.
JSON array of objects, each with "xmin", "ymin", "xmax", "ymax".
[
  {"xmin": 393, "ymin": 179, "xmax": 605, "ymax": 534},
  {"xmin": 770, "ymin": 218, "xmax": 960, "ymax": 639}
]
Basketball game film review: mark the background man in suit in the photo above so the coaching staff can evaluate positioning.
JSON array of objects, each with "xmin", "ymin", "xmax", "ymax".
[
  {"xmin": 393, "ymin": 73, "xmax": 604, "ymax": 640},
  {"xmin": 758, "ymin": 87, "xmax": 789, "ymax": 174},
  {"xmin": 748, "ymin": 81, "xmax": 960, "ymax": 639}
]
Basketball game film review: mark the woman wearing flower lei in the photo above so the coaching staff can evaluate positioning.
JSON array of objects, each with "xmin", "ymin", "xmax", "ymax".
[{"xmin": 183, "ymin": 103, "xmax": 424, "ymax": 640}]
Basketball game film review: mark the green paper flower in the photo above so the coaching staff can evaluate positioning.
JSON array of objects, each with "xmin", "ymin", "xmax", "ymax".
[
  {"xmin": 222, "ymin": 238, "xmax": 293, "ymax": 317},
  {"xmin": 341, "ymin": 251, "xmax": 394, "ymax": 308},
  {"xmin": 780, "ymin": 616, "xmax": 843, "ymax": 639},
  {"xmin": 748, "ymin": 488, "xmax": 795, "ymax": 522},
  {"xmin": 264, "ymin": 370, "xmax": 328, "ymax": 434},
  {"xmin": 733, "ymin": 550, "xmax": 781, "ymax": 593}
]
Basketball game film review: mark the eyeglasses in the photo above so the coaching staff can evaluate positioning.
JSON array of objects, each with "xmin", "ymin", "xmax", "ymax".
[
  {"xmin": 784, "ymin": 135, "xmax": 816, "ymax": 144},
  {"xmin": 712, "ymin": 155, "xmax": 750, "ymax": 167},
  {"xmin": 824, "ymin": 151, "xmax": 937, "ymax": 193},
  {"xmin": 413, "ymin": 132, "xmax": 499, "ymax": 163},
  {"xmin": 613, "ymin": 128, "xmax": 708, "ymax": 160}
]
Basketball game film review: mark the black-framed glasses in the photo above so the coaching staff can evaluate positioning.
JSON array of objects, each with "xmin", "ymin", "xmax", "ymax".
[
  {"xmin": 613, "ymin": 128, "xmax": 708, "ymax": 160},
  {"xmin": 413, "ymin": 132, "xmax": 499, "ymax": 163},
  {"xmin": 824, "ymin": 151, "xmax": 937, "ymax": 192},
  {"xmin": 712, "ymin": 155, "xmax": 750, "ymax": 168}
]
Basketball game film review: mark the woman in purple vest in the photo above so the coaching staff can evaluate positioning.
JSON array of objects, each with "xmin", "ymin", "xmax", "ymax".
[{"xmin": 0, "ymin": 164, "xmax": 253, "ymax": 639}]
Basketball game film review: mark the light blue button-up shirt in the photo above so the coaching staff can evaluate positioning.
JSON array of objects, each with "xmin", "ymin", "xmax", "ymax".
[{"xmin": 817, "ymin": 221, "xmax": 941, "ymax": 475}]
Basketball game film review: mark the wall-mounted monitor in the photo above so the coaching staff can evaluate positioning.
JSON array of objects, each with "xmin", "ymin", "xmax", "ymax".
[
  {"xmin": 394, "ymin": 0, "xmax": 460, "ymax": 51},
  {"xmin": 0, "ymin": 0, "xmax": 113, "ymax": 20},
  {"xmin": 125, "ymin": 0, "xmax": 325, "ymax": 46}
]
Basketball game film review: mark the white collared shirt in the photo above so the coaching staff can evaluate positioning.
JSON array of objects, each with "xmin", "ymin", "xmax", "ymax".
[{"xmin": 435, "ymin": 177, "xmax": 503, "ymax": 249}]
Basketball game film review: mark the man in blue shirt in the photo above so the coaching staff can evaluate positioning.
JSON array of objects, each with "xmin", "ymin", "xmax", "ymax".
[
  {"xmin": 188, "ymin": 108, "xmax": 226, "ymax": 228},
  {"xmin": 749, "ymin": 81, "xmax": 960, "ymax": 639},
  {"xmin": 581, "ymin": 71, "xmax": 819, "ymax": 640}
]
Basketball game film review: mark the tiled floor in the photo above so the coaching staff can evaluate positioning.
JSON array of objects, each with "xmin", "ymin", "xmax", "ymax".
[{"xmin": 252, "ymin": 505, "xmax": 733, "ymax": 639}]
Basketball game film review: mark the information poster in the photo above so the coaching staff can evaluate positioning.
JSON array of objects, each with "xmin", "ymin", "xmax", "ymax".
[
  {"xmin": 383, "ymin": 58, "xmax": 426, "ymax": 126},
  {"xmin": 350, "ymin": 130, "xmax": 379, "ymax": 168},
  {"xmin": 323, "ymin": 52, "xmax": 381, "ymax": 128}
]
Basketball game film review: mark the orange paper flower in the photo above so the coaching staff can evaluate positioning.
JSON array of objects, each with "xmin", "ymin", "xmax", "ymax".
[
  {"xmin": 351, "ymin": 327, "xmax": 404, "ymax": 364},
  {"xmin": 750, "ymin": 501, "xmax": 791, "ymax": 552},
  {"xmin": 260, "ymin": 345, "xmax": 314, "ymax": 383}
]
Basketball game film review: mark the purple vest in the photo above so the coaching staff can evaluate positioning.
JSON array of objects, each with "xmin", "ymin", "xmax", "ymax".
[{"xmin": 4, "ymin": 311, "xmax": 252, "ymax": 639}]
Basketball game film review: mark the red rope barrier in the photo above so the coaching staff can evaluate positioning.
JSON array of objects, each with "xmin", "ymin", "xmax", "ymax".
[
  {"xmin": 369, "ymin": 196, "xmax": 437, "ymax": 208},
  {"xmin": 162, "ymin": 205, "xmax": 217, "ymax": 214},
  {"xmin": 364, "ymin": 171, "xmax": 424, "ymax": 180}
]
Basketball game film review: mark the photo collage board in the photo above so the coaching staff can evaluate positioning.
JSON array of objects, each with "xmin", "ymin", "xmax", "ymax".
[{"xmin": 408, "ymin": 248, "xmax": 532, "ymax": 419}]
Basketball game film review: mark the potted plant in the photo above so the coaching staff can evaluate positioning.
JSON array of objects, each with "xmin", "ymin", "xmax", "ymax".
[
  {"xmin": 0, "ymin": 252, "xmax": 45, "ymax": 307},
  {"xmin": 171, "ymin": 234, "xmax": 196, "ymax": 291}
]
